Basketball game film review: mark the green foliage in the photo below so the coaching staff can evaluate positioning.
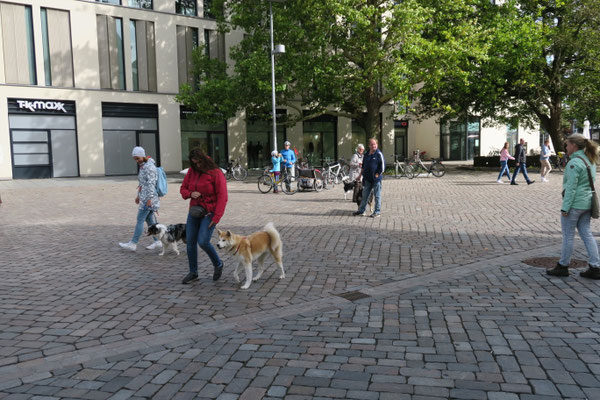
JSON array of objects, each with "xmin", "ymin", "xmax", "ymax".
[
  {"xmin": 177, "ymin": 0, "xmax": 491, "ymax": 138},
  {"xmin": 415, "ymin": 0, "xmax": 600, "ymax": 150}
]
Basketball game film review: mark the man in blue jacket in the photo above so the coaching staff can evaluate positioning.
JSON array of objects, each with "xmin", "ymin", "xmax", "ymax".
[
  {"xmin": 280, "ymin": 141, "xmax": 296, "ymax": 190},
  {"xmin": 354, "ymin": 138, "xmax": 384, "ymax": 218}
]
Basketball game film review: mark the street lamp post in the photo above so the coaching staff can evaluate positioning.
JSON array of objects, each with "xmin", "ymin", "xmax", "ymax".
[{"xmin": 268, "ymin": 0, "xmax": 286, "ymax": 153}]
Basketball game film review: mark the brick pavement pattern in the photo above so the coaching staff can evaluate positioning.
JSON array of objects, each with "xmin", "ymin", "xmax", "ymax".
[{"xmin": 1, "ymin": 171, "xmax": 600, "ymax": 399}]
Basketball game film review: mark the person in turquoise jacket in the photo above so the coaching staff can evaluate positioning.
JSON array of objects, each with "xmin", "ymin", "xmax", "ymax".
[
  {"xmin": 547, "ymin": 134, "xmax": 600, "ymax": 279},
  {"xmin": 270, "ymin": 150, "xmax": 284, "ymax": 193}
]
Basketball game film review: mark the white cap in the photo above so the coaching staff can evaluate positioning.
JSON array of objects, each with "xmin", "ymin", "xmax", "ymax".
[
  {"xmin": 271, "ymin": 150, "xmax": 278, "ymax": 156},
  {"xmin": 284, "ymin": 141, "xmax": 291, "ymax": 146},
  {"xmin": 132, "ymin": 146, "xmax": 146, "ymax": 157}
]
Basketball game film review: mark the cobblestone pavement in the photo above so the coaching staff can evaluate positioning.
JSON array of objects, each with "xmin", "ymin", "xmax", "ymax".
[{"xmin": 1, "ymin": 171, "xmax": 600, "ymax": 399}]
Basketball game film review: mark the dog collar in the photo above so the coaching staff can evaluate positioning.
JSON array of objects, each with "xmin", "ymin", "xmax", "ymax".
[{"xmin": 232, "ymin": 237, "xmax": 246, "ymax": 255}]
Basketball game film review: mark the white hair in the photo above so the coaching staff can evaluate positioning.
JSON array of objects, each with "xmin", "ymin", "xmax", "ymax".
[{"xmin": 356, "ymin": 144, "xmax": 365, "ymax": 151}]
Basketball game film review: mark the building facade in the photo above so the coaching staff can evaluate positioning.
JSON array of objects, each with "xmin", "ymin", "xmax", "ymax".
[{"xmin": 0, "ymin": 0, "xmax": 541, "ymax": 180}]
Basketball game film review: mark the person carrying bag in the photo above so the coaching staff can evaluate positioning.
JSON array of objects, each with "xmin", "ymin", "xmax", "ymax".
[{"xmin": 180, "ymin": 148, "xmax": 228, "ymax": 284}]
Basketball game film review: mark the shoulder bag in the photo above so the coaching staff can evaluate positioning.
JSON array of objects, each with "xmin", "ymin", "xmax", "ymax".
[{"xmin": 575, "ymin": 156, "xmax": 599, "ymax": 219}]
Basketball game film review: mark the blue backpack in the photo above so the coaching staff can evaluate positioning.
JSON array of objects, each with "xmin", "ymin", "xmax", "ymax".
[{"xmin": 156, "ymin": 166, "xmax": 168, "ymax": 197}]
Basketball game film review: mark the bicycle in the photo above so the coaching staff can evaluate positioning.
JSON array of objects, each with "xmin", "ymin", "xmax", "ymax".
[
  {"xmin": 257, "ymin": 169, "xmax": 297, "ymax": 195},
  {"xmin": 321, "ymin": 160, "xmax": 345, "ymax": 188},
  {"xmin": 391, "ymin": 154, "xmax": 415, "ymax": 179},
  {"xmin": 551, "ymin": 152, "xmax": 568, "ymax": 172},
  {"xmin": 224, "ymin": 158, "xmax": 248, "ymax": 181},
  {"xmin": 408, "ymin": 150, "xmax": 446, "ymax": 177}
]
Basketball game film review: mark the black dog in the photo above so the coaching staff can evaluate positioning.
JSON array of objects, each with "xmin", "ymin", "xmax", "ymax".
[
  {"xmin": 147, "ymin": 223, "xmax": 187, "ymax": 256},
  {"xmin": 353, "ymin": 181, "xmax": 374, "ymax": 212}
]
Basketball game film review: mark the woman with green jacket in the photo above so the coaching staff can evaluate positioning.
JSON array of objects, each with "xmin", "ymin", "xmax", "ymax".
[{"xmin": 547, "ymin": 134, "xmax": 600, "ymax": 279}]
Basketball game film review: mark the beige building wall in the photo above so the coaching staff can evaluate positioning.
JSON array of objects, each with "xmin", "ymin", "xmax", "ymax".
[{"xmin": 407, "ymin": 117, "xmax": 441, "ymax": 159}]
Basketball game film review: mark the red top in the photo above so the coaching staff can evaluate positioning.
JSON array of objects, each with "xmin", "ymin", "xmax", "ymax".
[{"xmin": 180, "ymin": 168, "xmax": 228, "ymax": 224}]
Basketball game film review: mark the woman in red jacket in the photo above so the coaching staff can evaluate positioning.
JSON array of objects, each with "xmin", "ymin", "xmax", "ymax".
[{"xmin": 180, "ymin": 149, "xmax": 228, "ymax": 284}]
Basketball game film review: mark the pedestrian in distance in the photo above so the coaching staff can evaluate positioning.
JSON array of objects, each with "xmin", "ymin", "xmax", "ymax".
[
  {"xmin": 353, "ymin": 138, "xmax": 384, "ymax": 218},
  {"xmin": 280, "ymin": 141, "xmax": 296, "ymax": 179},
  {"xmin": 349, "ymin": 144, "xmax": 365, "ymax": 182},
  {"xmin": 270, "ymin": 150, "xmax": 284, "ymax": 193},
  {"xmin": 119, "ymin": 146, "xmax": 161, "ymax": 251},
  {"xmin": 497, "ymin": 142, "xmax": 514, "ymax": 183},
  {"xmin": 511, "ymin": 138, "xmax": 535, "ymax": 185},
  {"xmin": 540, "ymin": 138, "xmax": 552, "ymax": 182},
  {"xmin": 180, "ymin": 148, "xmax": 228, "ymax": 284},
  {"xmin": 547, "ymin": 134, "xmax": 600, "ymax": 279}
]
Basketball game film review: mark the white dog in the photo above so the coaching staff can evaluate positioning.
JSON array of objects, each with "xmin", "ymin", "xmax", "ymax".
[{"xmin": 216, "ymin": 222, "xmax": 285, "ymax": 290}]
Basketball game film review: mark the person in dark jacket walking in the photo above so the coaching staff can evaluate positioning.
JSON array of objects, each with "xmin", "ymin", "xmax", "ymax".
[
  {"xmin": 353, "ymin": 138, "xmax": 385, "ymax": 218},
  {"xmin": 511, "ymin": 138, "xmax": 535, "ymax": 185}
]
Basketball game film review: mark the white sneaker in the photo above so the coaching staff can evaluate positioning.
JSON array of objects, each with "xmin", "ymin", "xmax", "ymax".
[
  {"xmin": 542, "ymin": 178, "xmax": 549, "ymax": 182},
  {"xmin": 146, "ymin": 241, "xmax": 163, "ymax": 250},
  {"xmin": 496, "ymin": 180, "xmax": 503, "ymax": 184},
  {"xmin": 119, "ymin": 241, "xmax": 137, "ymax": 251}
]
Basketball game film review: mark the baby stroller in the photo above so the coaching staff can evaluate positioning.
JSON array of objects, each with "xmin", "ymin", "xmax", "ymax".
[{"xmin": 297, "ymin": 167, "xmax": 324, "ymax": 192}]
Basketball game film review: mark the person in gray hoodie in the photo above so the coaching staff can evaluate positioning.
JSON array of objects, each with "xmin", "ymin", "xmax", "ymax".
[{"xmin": 119, "ymin": 146, "xmax": 161, "ymax": 251}]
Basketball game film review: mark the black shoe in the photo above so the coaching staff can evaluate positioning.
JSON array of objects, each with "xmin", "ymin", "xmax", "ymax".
[
  {"xmin": 527, "ymin": 180, "xmax": 535, "ymax": 185},
  {"xmin": 546, "ymin": 263, "xmax": 569, "ymax": 277},
  {"xmin": 182, "ymin": 273, "xmax": 199, "ymax": 284},
  {"xmin": 213, "ymin": 263, "xmax": 223, "ymax": 281},
  {"xmin": 510, "ymin": 182, "xmax": 518, "ymax": 185},
  {"xmin": 353, "ymin": 211, "xmax": 366, "ymax": 216},
  {"xmin": 580, "ymin": 266, "xmax": 600, "ymax": 280}
]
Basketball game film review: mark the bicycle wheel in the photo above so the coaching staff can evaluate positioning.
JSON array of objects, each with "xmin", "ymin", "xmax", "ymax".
[
  {"xmin": 403, "ymin": 164, "xmax": 416, "ymax": 179},
  {"xmin": 431, "ymin": 163, "xmax": 446, "ymax": 177},
  {"xmin": 314, "ymin": 178, "xmax": 324, "ymax": 192},
  {"xmin": 281, "ymin": 176, "xmax": 297, "ymax": 195},
  {"xmin": 257, "ymin": 175, "xmax": 273, "ymax": 193},
  {"xmin": 233, "ymin": 166, "xmax": 248, "ymax": 181},
  {"xmin": 410, "ymin": 163, "xmax": 422, "ymax": 177},
  {"xmin": 225, "ymin": 170, "xmax": 233, "ymax": 180}
]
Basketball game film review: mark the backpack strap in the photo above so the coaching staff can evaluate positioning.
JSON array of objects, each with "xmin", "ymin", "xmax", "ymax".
[{"xmin": 575, "ymin": 156, "xmax": 596, "ymax": 193}]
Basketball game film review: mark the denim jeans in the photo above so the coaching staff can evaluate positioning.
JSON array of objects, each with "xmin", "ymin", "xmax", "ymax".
[
  {"xmin": 497, "ymin": 160, "xmax": 511, "ymax": 181},
  {"xmin": 358, "ymin": 179, "xmax": 382, "ymax": 214},
  {"xmin": 511, "ymin": 163, "xmax": 532, "ymax": 183},
  {"xmin": 131, "ymin": 207, "xmax": 157, "ymax": 244},
  {"xmin": 186, "ymin": 213, "xmax": 222, "ymax": 275},
  {"xmin": 559, "ymin": 208, "xmax": 600, "ymax": 267}
]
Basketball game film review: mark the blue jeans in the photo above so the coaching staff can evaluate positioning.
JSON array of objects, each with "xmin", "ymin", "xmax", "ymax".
[
  {"xmin": 358, "ymin": 180, "xmax": 382, "ymax": 214},
  {"xmin": 559, "ymin": 209, "xmax": 600, "ymax": 267},
  {"xmin": 186, "ymin": 213, "xmax": 222, "ymax": 275},
  {"xmin": 131, "ymin": 207, "xmax": 157, "ymax": 244},
  {"xmin": 511, "ymin": 163, "xmax": 532, "ymax": 183},
  {"xmin": 497, "ymin": 161, "xmax": 511, "ymax": 181}
]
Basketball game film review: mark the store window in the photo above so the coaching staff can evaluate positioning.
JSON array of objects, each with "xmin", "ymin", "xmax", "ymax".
[
  {"xmin": 180, "ymin": 110, "xmax": 227, "ymax": 168},
  {"xmin": 441, "ymin": 116, "xmax": 480, "ymax": 160},
  {"xmin": 246, "ymin": 111, "xmax": 286, "ymax": 169},
  {"xmin": 0, "ymin": 3, "xmax": 37, "ymax": 85},
  {"xmin": 394, "ymin": 120, "xmax": 408, "ymax": 159},
  {"xmin": 96, "ymin": 15, "xmax": 126, "ymax": 90},
  {"xmin": 176, "ymin": 0, "xmax": 197, "ymax": 16},
  {"xmin": 176, "ymin": 25, "xmax": 198, "ymax": 87},
  {"xmin": 40, "ymin": 8, "xmax": 74, "ymax": 87},
  {"xmin": 130, "ymin": 19, "xmax": 157, "ymax": 91},
  {"xmin": 303, "ymin": 115, "xmax": 336, "ymax": 165}
]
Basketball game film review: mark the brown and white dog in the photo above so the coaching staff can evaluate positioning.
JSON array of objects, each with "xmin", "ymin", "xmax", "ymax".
[{"xmin": 216, "ymin": 222, "xmax": 285, "ymax": 289}]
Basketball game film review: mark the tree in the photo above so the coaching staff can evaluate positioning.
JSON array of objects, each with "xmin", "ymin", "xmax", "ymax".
[
  {"xmin": 414, "ymin": 0, "xmax": 600, "ymax": 151},
  {"xmin": 176, "ymin": 0, "xmax": 491, "ymax": 146}
]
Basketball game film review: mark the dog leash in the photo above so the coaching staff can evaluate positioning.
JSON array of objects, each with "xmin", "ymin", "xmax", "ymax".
[{"xmin": 231, "ymin": 237, "xmax": 246, "ymax": 256}]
